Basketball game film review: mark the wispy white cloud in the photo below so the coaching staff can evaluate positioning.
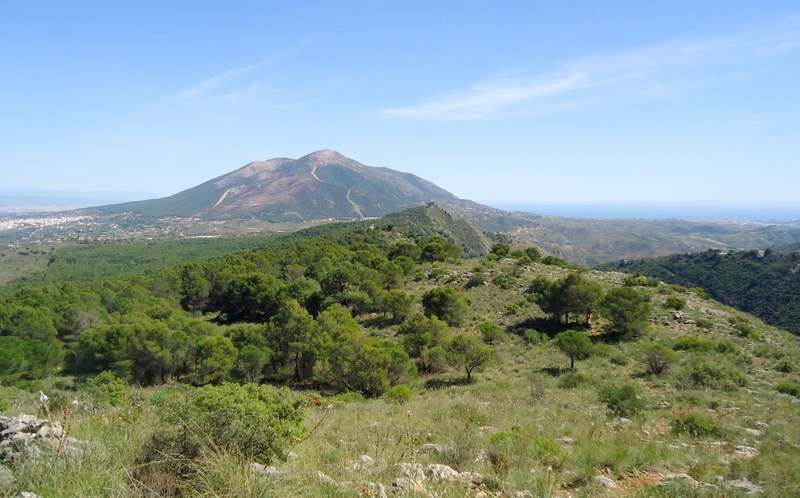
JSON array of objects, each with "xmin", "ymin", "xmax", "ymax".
[
  {"xmin": 223, "ymin": 83, "xmax": 260, "ymax": 100},
  {"xmin": 169, "ymin": 39, "xmax": 313, "ymax": 101},
  {"xmin": 173, "ymin": 62, "xmax": 266, "ymax": 100},
  {"xmin": 384, "ymin": 16, "xmax": 800, "ymax": 121}
]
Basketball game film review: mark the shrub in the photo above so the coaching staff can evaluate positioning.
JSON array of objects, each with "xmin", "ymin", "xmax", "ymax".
[
  {"xmin": 775, "ymin": 360, "xmax": 796, "ymax": 373},
  {"xmin": 523, "ymin": 330, "xmax": 547, "ymax": 346},
  {"xmin": 688, "ymin": 287, "xmax": 712, "ymax": 299},
  {"xmin": 478, "ymin": 321, "xmax": 507, "ymax": 345},
  {"xmin": 729, "ymin": 316, "xmax": 760, "ymax": 339},
  {"xmin": 673, "ymin": 412, "xmax": 722, "ymax": 437},
  {"xmin": 664, "ymin": 295, "xmax": 687, "ymax": 310},
  {"xmin": 609, "ymin": 352, "xmax": 630, "ymax": 366},
  {"xmin": 776, "ymin": 382, "xmax": 800, "ymax": 397},
  {"xmin": 673, "ymin": 336, "xmax": 714, "ymax": 352},
  {"xmin": 683, "ymin": 362, "xmax": 724, "ymax": 389},
  {"xmin": 465, "ymin": 272, "xmax": 486, "ymax": 289},
  {"xmin": 558, "ymin": 371, "xmax": 590, "ymax": 388},
  {"xmin": 139, "ymin": 383, "xmax": 305, "ymax": 478},
  {"xmin": 716, "ymin": 339, "xmax": 739, "ymax": 354},
  {"xmin": 383, "ymin": 384, "xmax": 414, "ymax": 404},
  {"xmin": 492, "ymin": 273, "xmax": 516, "ymax": 290},
  {"xmin": 598, "ymin": 383, "xmax": 644, "ymax": 417},
  {"xmin": 82, "ymin": 370, "xmax": 131, "ymax": 408},
  {"xmin": 592, "ymin": 343, "xmax": 615, "ymax": 358},
  {"xmin": 641, "ymin": 343, "xmax": 678, "ymax": 375}
]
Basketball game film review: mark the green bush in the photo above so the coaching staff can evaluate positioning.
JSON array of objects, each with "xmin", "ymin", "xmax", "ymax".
[
  {"xmin": 682, "ymin": 362, "xmax": 725, "ymax": 389},
  {"xmin": 383, "ymin": 384, "xmax": 414, "ymax": 404},
  {"xmin": 598, "ymin": 383, "xmax": 644, "ymax": 417},
  {"xmin": 776, "ymin": 382, "xmax": 800, "ymax": 397},
  {"xmin": 523, "ymin": 329, "xmax": 547, "ymax": 346},
  {"xmin": 492, "ymin": 273, "xmax": 516, "ymax": 290},
  {"xmin": 664, "ymin": 295, "xmax": 687, "ymax": 310},
  {"xmin": 641, "ymin": 343, "xmax": 678, "ymax": 375},
  {"xmin": 609, "ymin": 352, "xmax": 630, "ymax": 366},
  {"xmin": 729, "ymin": 316, "xmax": 760, "ymax": 339},
  {"xmin": 775, "ymin": 360, "xmax": 796, "ymax": 373},
  {"xmin": 139, "ymin": 383, "xmax": 305, "ymax": 477},
  {"xmin": 465, "ymin": 272, "xmax": 486, "ymax": 289},
  {"xmin": 673, "ymin": 336, "xmax": 714, "ymax": 352},
  {"xmin": 688, "ymin": 287, "xmax": 712, "ymax": 299},
  {"xmin": 82, "ymin": 371, "xmax": 131, "ymax": 408},
  {"xmin": 715, "ymin": 339, "xmax": 739, "ymax": 354},
  {"xmin": 558, "ymin": 371, "xmax": 590, "ymax": 388},
  {"xmin": 673, "ymin": 412, "xmax": 722, "ymax": 437},
  {"xmin": 592, "ymin": 343, "xmax": 615, "ymax": 358}
]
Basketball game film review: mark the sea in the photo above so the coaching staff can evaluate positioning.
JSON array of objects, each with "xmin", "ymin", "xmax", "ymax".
[{"xmin": 487, "ymin": 203, "xmax": 800, "ymax": 222}]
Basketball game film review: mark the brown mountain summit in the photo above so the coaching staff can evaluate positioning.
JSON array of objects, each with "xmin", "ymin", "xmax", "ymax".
[{"xmin": 94, "ymin": 150, "xmax": 467, "ymax": 222}]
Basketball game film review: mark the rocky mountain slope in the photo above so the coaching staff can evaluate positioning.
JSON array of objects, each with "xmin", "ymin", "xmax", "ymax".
[{"xmin": 92, "ymin": 150, "xmax": 469, "ymax": 222}]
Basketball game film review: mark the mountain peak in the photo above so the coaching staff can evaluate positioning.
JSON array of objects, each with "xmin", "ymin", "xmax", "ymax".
[{"xmin": 93, "ymin": 151, "xmax": 465, "ymax": 221}]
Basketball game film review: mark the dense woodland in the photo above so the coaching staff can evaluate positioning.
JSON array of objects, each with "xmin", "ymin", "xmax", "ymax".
[
  {"xmin": 598, "ymin": 248, "xmax": 800, "ymax": 335},
  {"xmin": 0, "ymin": 205, "xmax": 653, "ymax": 395}
]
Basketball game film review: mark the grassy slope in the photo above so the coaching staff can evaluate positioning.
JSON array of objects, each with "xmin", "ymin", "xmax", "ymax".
[{"xmin": 4, "ymin": 256, "xmax": 800, "ymax": 496}]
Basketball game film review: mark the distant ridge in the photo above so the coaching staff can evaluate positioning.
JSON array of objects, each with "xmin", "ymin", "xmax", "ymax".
[{"xmin": 92, "ymin": 150, "xmax": 469, "ymax": 222}]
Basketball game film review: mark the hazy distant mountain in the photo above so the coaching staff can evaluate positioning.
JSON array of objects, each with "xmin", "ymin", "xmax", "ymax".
[
  {"xmin": 92, "ymin": 150, "xmax": 476, "ymax": 222},
  {"xmin": 0, "ymin": 188, "xmax": 153, "ymax": 214}
]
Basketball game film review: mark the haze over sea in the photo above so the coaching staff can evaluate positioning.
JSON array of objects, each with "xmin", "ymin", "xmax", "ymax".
[{"xmin": 490, "ymin": 203, "xmax": 800, "ymax": 222}]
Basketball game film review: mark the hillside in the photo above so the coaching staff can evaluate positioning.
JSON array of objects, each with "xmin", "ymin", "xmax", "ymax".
[
  {"xmin": 82, "ymin": 149, "xmax": 800, "ymax": 264},
  {"xmin": 0, "ymin": 204, "xmax": 489, "ymax": 289},
  {"xmin": 598, "ymin": 248, "xmax": 800, "ymax": 335},
  {"xmin": 1, "ymin": 208, "xmax": 800, "ymax": 496}
]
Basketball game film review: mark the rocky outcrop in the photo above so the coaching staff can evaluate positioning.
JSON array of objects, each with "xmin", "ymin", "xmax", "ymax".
[{"xmin": 1, "ymin": 413, "xmax": 87, "ymax": 498}]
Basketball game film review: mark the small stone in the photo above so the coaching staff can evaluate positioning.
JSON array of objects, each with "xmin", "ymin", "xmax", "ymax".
[
  {"xmin": 426, "ymin": 464, "xmax": 459, "ymax": 481},
  {"xmin": 315, "ymin": 471, "xmax": 338, "ymax": 486},
  {"xmin": 594, "ymin": 475, "xmax": 618, "ymax": 489},
  {"xmin": 397, "ymin": 462, "xmax": 425, "ymax": 482},
  {"xmin": 558, "ymin": 437, "xmax": 574, "ymax": 444},
  {"xmin": 250, "ymin": 463, "xmax": 280, "ymax": 477},
  {"xmin": 36, "ymin": 424, "xmax": 63, "ymax": 439},
  {"xmin": 727, "ymin": 478, "xmax": 763, "ymax": 494},
  {"xmin": 658, "ymin": 473, "xmax": 700, "ymax": 487},
  {"xmin": 743, "ymin": 428, "xmax": 762, "ymax": 437},
  {"xmin": 734, "ymin": 446, "xmax": 758, "ymax": 458}
]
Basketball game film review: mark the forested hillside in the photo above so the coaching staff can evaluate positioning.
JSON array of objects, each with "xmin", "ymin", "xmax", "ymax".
[
  {"xmin": 598, "ymin": 248, "xmax": 800, "ymax": 335},
  {"xmin": 2, "ymin": 207, "xmax": 800, "ymax": 496}
]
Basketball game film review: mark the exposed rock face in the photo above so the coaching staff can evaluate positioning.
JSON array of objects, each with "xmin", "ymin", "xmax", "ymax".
[{"xmin": 1, "ymin": 413, "xmax": 87, "ymax": 497}]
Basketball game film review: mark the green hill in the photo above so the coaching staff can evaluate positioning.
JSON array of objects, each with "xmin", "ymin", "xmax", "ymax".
[{"xmin": 598, "ymin": 248, "xmax": 800, "ymax": 335}]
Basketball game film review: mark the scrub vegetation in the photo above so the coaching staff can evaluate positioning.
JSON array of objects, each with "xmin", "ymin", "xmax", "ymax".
[{"xmin": 1, "ymin": 206, "xmax": 798, "ymax": 496}]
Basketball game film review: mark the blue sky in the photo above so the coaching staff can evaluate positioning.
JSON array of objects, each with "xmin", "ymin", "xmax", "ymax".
[{"xmin": 2, "ymin": 1, "xmax": 799, "ymax": 209}]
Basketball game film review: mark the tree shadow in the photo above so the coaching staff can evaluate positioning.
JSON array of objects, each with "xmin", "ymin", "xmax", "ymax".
[
  {"xmin": 423, "ymin": 377, "xmax": 471, "ymax": 390},
  {"xmin": 508, "ymin": 318, "xmax": 589, "ymax": 338},
  {"xmin": 538, "ymin": 366, "xmax": 570, "ymax": 377}
]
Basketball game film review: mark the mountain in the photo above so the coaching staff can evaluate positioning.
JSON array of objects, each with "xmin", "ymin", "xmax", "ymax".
[
  {"xmin": 9, "ymin": 149, "xmax": 799, "ymax": 266},
  {"xmin": 0, "ymin": 188, "xmax": 152, "ymax": 214},
  {"xmin": 92, "ymin": 150, "xmax": 469, "ymax": 222}
]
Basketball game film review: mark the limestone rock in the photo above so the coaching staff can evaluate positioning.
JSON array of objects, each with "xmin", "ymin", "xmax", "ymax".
[
  {"xmin": 727, "ymin": 478, "xmax": 763, "ymax": 494},
  {"xmin": 593, "ymin": 475, "xmax": 618, "ymax": 489},
  {"xmin": 0, "ymin": 464, "xmax": 15, "ymax": 493}
]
